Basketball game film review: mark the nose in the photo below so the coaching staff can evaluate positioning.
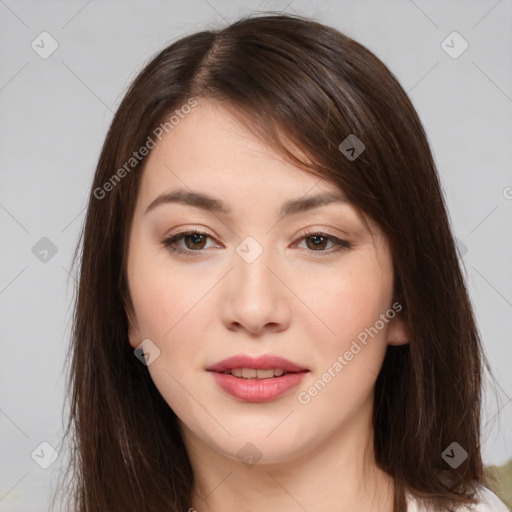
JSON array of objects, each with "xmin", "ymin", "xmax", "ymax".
[{"xmin": 222, "ymin": 246, "xmax": 292, "ymax": 336}]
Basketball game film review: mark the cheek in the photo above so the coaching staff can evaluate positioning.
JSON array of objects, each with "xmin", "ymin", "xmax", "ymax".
[
  {"xmin": 301, "ymin": 253, "xmax": 394, "ymax": 353},
  {"xmin": 129, "ymin": 245, "xmax": 211, "ymax": 342},
  {"xmin": 128, "ymin": 251, "xmax": 221, "ymax": 409},
  {"xmin": 295, "ymin": 268, "xmax": 393, "ymax": 416},
  {"xmin": 129, "ymin": 261, "xmax": 209, "ymax": 417}
]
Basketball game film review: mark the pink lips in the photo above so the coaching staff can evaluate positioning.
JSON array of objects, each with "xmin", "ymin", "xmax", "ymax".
[
  {"xmin": 206, "ymin": 354, "xmax": 310, "ymax": 403},
  {"xmin": 206, "ymin": 354, "xmax": 308, "ymax": 373}
]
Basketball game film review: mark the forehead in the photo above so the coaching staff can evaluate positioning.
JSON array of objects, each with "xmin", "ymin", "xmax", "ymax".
[{"xmin": 135, "ymin": 100, "xmax": 343, "ymax": 212}]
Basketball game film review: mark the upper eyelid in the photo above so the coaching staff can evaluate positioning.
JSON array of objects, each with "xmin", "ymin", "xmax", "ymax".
[
  {"xmin": 165, "ymin": 222, "xmax": 351, "ymax": 239},
  {"xmin": 165, "ymin": 228, "xmax": 345, "ymax": 240}
]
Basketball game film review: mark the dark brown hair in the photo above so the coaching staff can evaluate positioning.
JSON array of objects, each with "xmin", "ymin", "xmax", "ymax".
[{"xmin": 55, "ymin": 12, "xmax": 496, "ymax": 512}]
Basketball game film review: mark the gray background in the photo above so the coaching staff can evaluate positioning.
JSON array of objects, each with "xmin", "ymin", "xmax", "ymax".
[{"xmin": 1, "ymin": 1, "xmax": 511, "ymax": 510}]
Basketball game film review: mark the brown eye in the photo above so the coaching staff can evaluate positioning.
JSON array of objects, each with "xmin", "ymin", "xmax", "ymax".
[
  {"xmin": 297, "ymin": 231, "xmax": 351, "ymax": 254},
  {"xmin": 163, "ymin": 230, "xmax": 351, "ymax": 258},
  {"xmin": 163, "ymin": 230, "xmax": 217, "ymax": 257},
  {"xmin": 183, "ymin": 233, "xmax": 207, "ymax": 250},
  {"xmin": 304, "ymin": 234, "xmax": 330, "ymax": 251}
]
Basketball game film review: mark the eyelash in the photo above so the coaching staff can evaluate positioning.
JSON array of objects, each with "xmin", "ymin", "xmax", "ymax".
[{"xmin": 162, "ymin": 229, "xmax": 351, "ymax": 258}]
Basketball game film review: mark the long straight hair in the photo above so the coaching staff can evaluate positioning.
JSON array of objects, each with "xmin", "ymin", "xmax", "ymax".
[{"xmin": 54, "ymin": 12, "xmax": 496, "ymax": 512}]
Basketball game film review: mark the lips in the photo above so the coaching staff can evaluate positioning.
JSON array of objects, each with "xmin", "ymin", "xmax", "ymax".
[
  {"xmin": 206, "ymin": 354, "xmax": 309, "ymax": 374},
  {"xmin": 206, "ymin": 354, "xmax": 310, "ymax": 403}
]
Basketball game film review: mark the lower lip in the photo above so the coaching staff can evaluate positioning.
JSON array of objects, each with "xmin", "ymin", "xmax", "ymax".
[{"xmin": 209, "ymin": 371, "xmax": 308, "ymax": 403}]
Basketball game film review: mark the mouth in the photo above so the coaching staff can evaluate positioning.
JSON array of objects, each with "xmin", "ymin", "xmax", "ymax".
[
  {"xmin": 206, "ymin": 353, "xmax": 309, "ymax": 374},
  {"xmin": 217, "ymin": 367, "xmax": 297, "ymax": 379},
  {"xmin": 206, "ymin": 354, "xmax": 310, "ymax": 402}
]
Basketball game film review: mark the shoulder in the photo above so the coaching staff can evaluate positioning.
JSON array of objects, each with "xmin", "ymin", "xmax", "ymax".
[
  {"xmin": 474, "ymin": 487, "xmax": 511, "ymax": 512},
  {"xmin": 406, "ymin": 485, "xmax": 510, "ymax": 511}
]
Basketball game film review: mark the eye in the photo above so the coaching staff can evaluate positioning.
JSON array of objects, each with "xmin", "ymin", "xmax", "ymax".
[
  {"xmin": 295, "ymin": 230, "xmax": 351, "ymax": 254},
  {"xmin": 162, "ymin": 230, "xmax": 219, "ymax": 257},
  {"xmin": 162, "ymin": 229, "xmax": 351, "ymax": 258}
]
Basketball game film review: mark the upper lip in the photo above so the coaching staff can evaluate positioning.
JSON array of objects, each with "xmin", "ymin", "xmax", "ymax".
[{"xmin": 206, "ymin": 354, "xmax": 309, "ymax": 373}]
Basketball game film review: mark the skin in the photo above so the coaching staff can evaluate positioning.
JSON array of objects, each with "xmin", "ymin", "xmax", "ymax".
[{"xmin": 126, "ymin": 99, "xmax": 410, "ymax": 511}]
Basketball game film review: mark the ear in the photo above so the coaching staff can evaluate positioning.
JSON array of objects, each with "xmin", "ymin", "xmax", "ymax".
[
  {"xmin": 125, "ymin": 304, "xmax": 141, "ymax": 349},
  {"xmin": 385, "ymin": 311, "xmax": 410, "ymax": 347}
]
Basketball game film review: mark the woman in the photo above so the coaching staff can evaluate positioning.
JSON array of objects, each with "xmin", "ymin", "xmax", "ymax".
[{"xmin": 56, "ymin": 12, "xmax": 509, "ymax": 512}]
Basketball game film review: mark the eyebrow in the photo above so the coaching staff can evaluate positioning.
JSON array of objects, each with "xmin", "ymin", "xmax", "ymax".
[{"xmin": 144, "ymin": 188, "xmax": 348, "ymax": 218}]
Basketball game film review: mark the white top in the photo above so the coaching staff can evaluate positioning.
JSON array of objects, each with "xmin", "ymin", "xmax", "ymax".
[{"xmin": 406, "ymin": 486, "xmax": 509, "ymax": 511}]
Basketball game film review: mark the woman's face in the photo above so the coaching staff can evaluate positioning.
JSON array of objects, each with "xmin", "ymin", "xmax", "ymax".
[{"xmin": 126, "ymin": 99, "xmax": 408, "ymax": 465}]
